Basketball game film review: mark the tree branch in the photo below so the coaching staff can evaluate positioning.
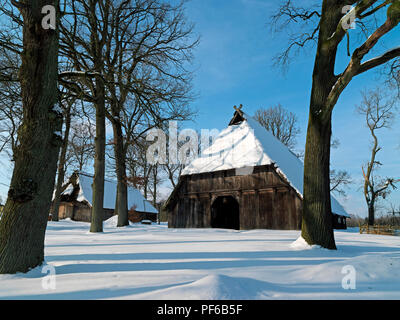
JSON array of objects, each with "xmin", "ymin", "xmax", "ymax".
[
  {"xmin": 356, "ymin": 46, "xmax": 400, "ymax": 75},
  {"xmin": 326, "ymin": 12, "xmax": 400, "ymax": 112}
]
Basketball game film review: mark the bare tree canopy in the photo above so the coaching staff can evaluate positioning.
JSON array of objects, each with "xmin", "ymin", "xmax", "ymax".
[
  {"xmin": 272, "ymin": 0, "xmax": 400, "ymax": 74},
  {"xmin": 254, "ymin": 104, "xmax": 300, "ymax": 151},
  {"xmin": 329, "ymin": 139, "xmax": 352, "ymax": 197},
  {"xmin": 67, "ymin": 120, "xmax": 95, "ymax": 172},
  {"xmin": 0, "ymin": 30, "xmax": 21, "ymax": 157},
  {"xmin": 357, "ymin": 87, "xmax": 399, "ymax": 225},
  {"xmin": 56, "ymin": 0, "xmax": 199, "ymax": 228},
  {"xmin": 271, "ymin": 0, "xmax": 400, "ymax": 249},
  {"xmin": 330, "ymin": 169, "xmax": 352, "ymax": 196}
]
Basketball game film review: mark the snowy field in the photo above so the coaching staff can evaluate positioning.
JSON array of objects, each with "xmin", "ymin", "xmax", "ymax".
[{"xmin": 0, "ymin": 217, "xmax": 399, "ymax": 300}]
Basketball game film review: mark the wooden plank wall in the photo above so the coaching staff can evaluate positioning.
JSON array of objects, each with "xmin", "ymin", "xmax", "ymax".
[{"xmin": 168, "ymin": 165, "xmax": 302, "ymax": 230}]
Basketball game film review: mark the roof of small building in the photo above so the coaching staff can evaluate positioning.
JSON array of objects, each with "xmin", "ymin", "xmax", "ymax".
[
  {"xmin": 181, "ymin": 110, "xmax": 350, "ymax": 218},
  {"xmin": 59, "ymin": 172, "xmax": 158, "ymax": 214}
]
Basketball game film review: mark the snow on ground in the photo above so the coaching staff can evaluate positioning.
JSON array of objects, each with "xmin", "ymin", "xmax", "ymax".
[{"xmin": 0, "ymin": 218, "xmax": 399, "ymax": 300}]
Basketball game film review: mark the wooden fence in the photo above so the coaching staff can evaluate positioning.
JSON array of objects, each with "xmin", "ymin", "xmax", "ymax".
[{"xmin": 359, "ymin": 224, "xmax": 400, "ymax": 236}]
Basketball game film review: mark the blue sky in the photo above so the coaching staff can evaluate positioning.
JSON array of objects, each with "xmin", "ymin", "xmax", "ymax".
[
  {"xmin": 180, "ymin": 0, "xmax": 400, "ymax": 217},
  {"xmin": 0, "ymin": 0, "xmax": 399, "ymax": 218}
]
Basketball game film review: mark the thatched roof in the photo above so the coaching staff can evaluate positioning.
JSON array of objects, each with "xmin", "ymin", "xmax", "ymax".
[
  {"xmin": 57, "ymin": 172, "xmax": 158, "ymax": 214},
  {"xmin": 167, "ymin": 108, "xmax": 349, "ymax": 218}
]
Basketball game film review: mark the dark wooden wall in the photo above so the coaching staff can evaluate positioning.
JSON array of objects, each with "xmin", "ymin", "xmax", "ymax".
[
  {"xmin": 129, "ymin": 210, "xmax": 157, "ymax": 223},
  {"xmin": 168, "ymin": 165, "xmax": 303, "ymax": 230},
  {"xmin": 54, "ymin": 203, "xmax": 119, "ymax": 222}
]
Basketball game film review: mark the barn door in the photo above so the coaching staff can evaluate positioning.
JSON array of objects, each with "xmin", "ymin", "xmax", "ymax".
[{"xmin": 211, "ymin": 196, "xmax": 240, "ymax": 230}]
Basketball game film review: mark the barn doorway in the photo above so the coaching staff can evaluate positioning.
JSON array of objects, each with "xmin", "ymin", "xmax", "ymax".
[{"xmin": 211, "ymin": 196, "xmax": 240, "ymax": 230}]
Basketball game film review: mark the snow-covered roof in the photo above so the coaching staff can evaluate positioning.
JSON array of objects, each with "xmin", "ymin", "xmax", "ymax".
[
  {"xmin": 61, "ymin": 172, "xmax": 158, "ymax": 214},
  {"xmin": 182, "ymin": 112, "xmax": 349, "ymax": 218}
]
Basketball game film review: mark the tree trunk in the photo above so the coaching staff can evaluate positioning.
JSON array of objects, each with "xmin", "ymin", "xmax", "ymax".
[
  {"xmin": 301, "ymin": 110, "xmax": 336, "ymax": 249},
  {"xmin": 52, "ymin": 104, "xmax": 72, "ymax": 221},
  {"xmin": 0, "ymin": 0, "xmax": 62, "ymax": 274},
  {"xmin": 300, "ymin": 2, "xmax": 342, "ymax": 250},
  {"xmin": 368, "ymin": 200, "xmax": 375, "ymax": 226},
  {"xmin": 364, "ymin": 128, "xmax": 378, "ymax": 227},
  {"xmin": 153, "ymin": 166, "xmax": 157, "ymax": 207},
  {"xmin": 143, "ymin": 165, "xmax": 149, "ymax": 200},
  {"xmin": 87, "ymin": 0, "xmax": 107, "ymax": 233},
  {"xmin": 112, "ymin": 120, "xmax": 129, "ymax": 227},
  {"xmin": 90, "ymin": 77, "xmax": 106, "ymax": 233},
  {"xmin": 153, "ymin": 167, "xmax": 159, "ymax": 224}
]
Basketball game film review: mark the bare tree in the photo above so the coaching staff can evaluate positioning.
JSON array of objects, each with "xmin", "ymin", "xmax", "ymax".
[
  {"xmin": 254, "ymin": 104, "xmax": 300, "ymax": 151},
  {"xmin": 148, "ymin": 164, "xmax": 164, "ymax": 207},
  {"xmin": 0, "ymin": 36, "xmax": 22, "ymax": 157},
  {"xmin": 388, "ymin": 202, "xmax": 400, "ymax": 217},
  {"xmin": 59, "ymin": 0, "xmax": 112, "ymax": 232},
  {"xmin": 101, "ymin": 0, "xmax": 197, "ymax": 227},
  {"xmin": 358, "ymin": 88, "xmax": 399, "ymax": 225},
  {"xmin": 51, "ymin": 95, "xmax": 75, "ymax": 221},
  {"xmin": 0, "ymin": 0, "xmax": 63, "ymax": 273},
  {"xmin": 163, "ymin": 163, "xmax": 184, "ymax": 189},
  {"xmin": 161, "ymin": 126, "xmax": 200, "ymax": 189},
  {"xmin": 59, "ymin": 0, "xmax": 197, "ymax": 228},
  {"xmin": 67, "ymin": 121, "xmax": 95, "ymax": 172},
  {"xmin": 386, "ymin": 57, "xmax": 400, "ymax": 94},
  {"xmin": 330, "ymin": 169, "xmax": 352, "ymax": 196},
  {"xmin": 0, "ymin": 86, "xmax": 21, "ymax": 157},
  {"xmin": 125, "ymin": 137, "xmax": 151, "ymax": 197},
  {"xmin": 330, "ymin": 139, "xmax": 352, "ymax": 197},
  {"xmin": 272, "ymin": 0, "xmax": 400, "ymax": 249}
]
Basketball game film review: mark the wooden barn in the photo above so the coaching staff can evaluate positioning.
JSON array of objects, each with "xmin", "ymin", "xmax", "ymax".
[
  {"xmin": 51, "ymin": 172, "xmax": 158, "ymax": 223},
  {"xmin": 165, "ymin": 108, "xmax": 350, "ymax": 230}
]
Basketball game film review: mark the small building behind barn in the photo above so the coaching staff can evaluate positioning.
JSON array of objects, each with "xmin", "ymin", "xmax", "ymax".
[
  {"xmin": 165, "ymin": 108, "xmax": 350, "ymax": 230},
  {"xmin": 52, "ymin": 172, "xmax": 158, "ymax": 223}
]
